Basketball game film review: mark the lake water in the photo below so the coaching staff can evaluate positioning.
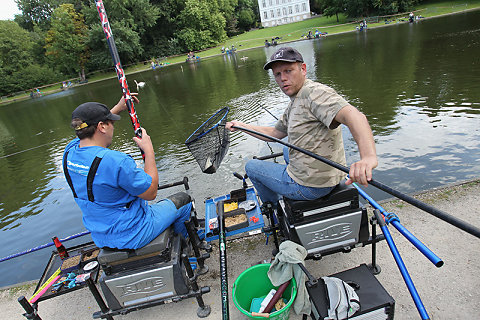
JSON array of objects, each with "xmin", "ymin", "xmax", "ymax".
[{"xmin": 0, "ymin": 10, "xmax": 479, "ymax": 287}]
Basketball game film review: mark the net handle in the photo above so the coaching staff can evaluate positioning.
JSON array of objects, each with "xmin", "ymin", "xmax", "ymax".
[{"xmin": 185, "ymin": 107, "xmax": 229, "ymax": 145}]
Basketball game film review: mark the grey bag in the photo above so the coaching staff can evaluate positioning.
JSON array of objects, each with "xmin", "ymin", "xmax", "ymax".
[{"xmin": 322, "ymin": 276, "xmax": 360, "ymax": 320}]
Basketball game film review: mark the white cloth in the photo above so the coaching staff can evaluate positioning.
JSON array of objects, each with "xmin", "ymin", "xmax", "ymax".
[{"xmin": 267, "ymin": 241, "xmax": 311, "ymax": 315}]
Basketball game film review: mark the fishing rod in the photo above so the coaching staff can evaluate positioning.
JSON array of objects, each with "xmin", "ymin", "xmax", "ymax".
[
  {"xmin": 95, "ymin": 0, "xmax": 144, "ymax": 160},
  {"xmin": 216, "ymin": 201, "xmax": 230, "ymax": 319},
  {"xmin": 352, "ymin": 182, "xmax": 443, "ymax": 268},
  {"xmin": 229, "ymin": 124, "xmax": 480, "ymax": 239}
]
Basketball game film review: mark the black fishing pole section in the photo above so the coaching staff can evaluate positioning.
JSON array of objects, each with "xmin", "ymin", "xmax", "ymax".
[
  {"xmin": 229, "ymin": 124, "xmax": 480, "ymax": 239},
  {"xmin": 216, "ymin": 202, "xmax": 230, "ymax": 319},
  {"xmin": 253, "ymin": 152, "xmax": 283, "ymax": 161},
  {"xmin": 158, "ymin": 177, "xmax": 189, "ymax": 190}
]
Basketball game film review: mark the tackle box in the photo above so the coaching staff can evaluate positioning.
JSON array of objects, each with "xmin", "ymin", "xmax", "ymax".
[
  {"xmin": 205, "ymin": 187, "xmax": 264, "ymax": 241},
  {"xmin": 308, "ymin": 264, "xmax": 395, "ymax": 320}
]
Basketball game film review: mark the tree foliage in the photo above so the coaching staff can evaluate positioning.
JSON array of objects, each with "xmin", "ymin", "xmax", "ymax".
[
  {"xmin": 1, "ymin": 0, "xmax": 421, "ymax": 96},
  {"xmin": 177, "ymin": 0, "xmax": 227, "ymax": 50},
  {"xmin": 45, "ymin": 4, "xmax": 88, "ymax": 79},
  {"xmin": 0, "ymin": 20, "xmax": 62, "ymax": 96}
]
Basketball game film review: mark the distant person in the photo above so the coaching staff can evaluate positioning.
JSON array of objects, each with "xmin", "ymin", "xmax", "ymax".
[
  {"xmin": 63, "ymin": 96, "xmax": 192, "ymax": 249},
  {"xmin": 226, "ymin": 47, "xmax": 377, "ymax": 206},
  {"xmin": 265, "ymin": 40, "xmax": 270, "ymax": 47},
  {"xmin": 409, "ymin": 12, "xmax": 415, "ymax": 23}
]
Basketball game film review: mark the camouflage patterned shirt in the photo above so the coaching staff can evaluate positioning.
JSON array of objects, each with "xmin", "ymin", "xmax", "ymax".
[{"xmin": 275, "ymin": 79, "xmax": 349, "ymax": 187}]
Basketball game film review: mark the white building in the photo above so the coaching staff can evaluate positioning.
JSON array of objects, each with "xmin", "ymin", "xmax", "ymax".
[{"xmin": 258, "ymin": 0, "xmax": 311, "ymax": 27}]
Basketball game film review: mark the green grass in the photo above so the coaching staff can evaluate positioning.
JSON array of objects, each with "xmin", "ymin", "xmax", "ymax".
[{"xmin": 2, "ymin": 1, "xmax": 480, "ymax": 105}]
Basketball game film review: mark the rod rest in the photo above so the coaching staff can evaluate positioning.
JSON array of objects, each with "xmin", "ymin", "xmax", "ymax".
[{"xmin": 97, "ymin": 226, "xmax": 173, "ymax": 266}]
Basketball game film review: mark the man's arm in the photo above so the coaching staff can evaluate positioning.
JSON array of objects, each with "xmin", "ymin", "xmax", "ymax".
[
  {"xmin": 225, "ymin": 120, "xmax": 287, "ymax": 141},
  {"xmin": 334, "ymin": 105, "xmax": 378, "ymax": 186},
  {"xmin": 110, "ymin": 93, "xmax": 139, "ymax": 115},
  {"xmin": 133, "ymin": 128, "xmax": 159, "ymax": 200}
]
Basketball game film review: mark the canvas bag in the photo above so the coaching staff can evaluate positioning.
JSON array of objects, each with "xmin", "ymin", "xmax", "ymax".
[{"xmin": 322, "ymin": 276, "xmax": 361, "ymax": 320}]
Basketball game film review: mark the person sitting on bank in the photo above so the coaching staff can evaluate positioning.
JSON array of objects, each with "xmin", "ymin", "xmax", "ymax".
[
  {"xmin": 63, "ymin": 96, "xmax": 192, "ymax": 249},
  {"xmin": 226, "ymin": 47, "xmax": 377, "ymax": 206}
]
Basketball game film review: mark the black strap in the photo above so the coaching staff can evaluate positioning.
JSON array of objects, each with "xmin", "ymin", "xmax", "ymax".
[
  {"xmin": 87, "ymin": 156, "xmax": 103, "ymax": 202},
  {"xmin": 63, "ymin": 151, "xmax": 77, "ymax": 198}
]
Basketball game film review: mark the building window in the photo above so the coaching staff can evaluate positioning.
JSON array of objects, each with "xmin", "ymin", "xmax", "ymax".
[
  {"xmin": 283, "ymin": 7, "xmax": 287, "ymax": 15},
  {"xmin": 276, "ymin": 0, "xmax": 279, "ymax": 4},
  {"xmin": 295, "ymin": 4, "xmax": 299, "ymax": 12},
  {"xmin": 264, "ymin": 11, "xmax": 267, "ymax": 19},
  {"xmin": 277, "ymin": 8, "xmax": 281, "ymax": 16},
  {"xmin": 271, "ymin": 9, "xmax": 274, "ymax": 18},
  {"xmin": 262, "ymin": 0, "xmax": 266, "ymax": 8},
  {"xmin": 302, "ymin": 3, "xmax": 306, "ymax": 11},
  {"xmin": 269, "ymin": 0, "xmax": 272, "ymax": 6},
  {"xmin": 289, "ymin": 6, "xmax": 292, "ymax": 14}
]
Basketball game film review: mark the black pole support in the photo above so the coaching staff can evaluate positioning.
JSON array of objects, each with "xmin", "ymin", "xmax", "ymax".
[
  {"xmin": 18, "ymin": 296, "xmax": 42, "ymax": 320},
  {"xmin": 368, "ymin": 215, "xmax": 381, "ymax": 275},
  {"xmin": 181, "ymin": 254, "xmax": 211, "ymax": 318},
  {"xmin": 185, "ymin": 221, "xmax": 209, "ymax": 275},
  {"xmin": 86, "ymin": 274, "xmax": 114, "ymax": 320}
]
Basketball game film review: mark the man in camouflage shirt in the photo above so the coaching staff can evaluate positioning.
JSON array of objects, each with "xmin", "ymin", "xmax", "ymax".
[{"xmin": 226, "ymin": 47, "xmax": 377, "ymax": 204}]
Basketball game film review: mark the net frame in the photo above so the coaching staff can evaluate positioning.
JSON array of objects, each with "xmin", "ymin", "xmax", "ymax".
[{"xmin": 185, "ymin": 107, "xmax": 230, "ymax": 174}]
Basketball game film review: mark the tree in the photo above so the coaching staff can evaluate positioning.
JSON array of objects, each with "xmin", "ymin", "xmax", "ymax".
[
  {"xmin": 177, "ymin": 0, "xmax": 227, "ymax": 51},
  {"xmin": 45, "ymin": 4, "xmax": 88, "ymax": 80},
  {"xmin": 14, "ymin": 0, "xmax": 60, "ymax": 31},
  {"xmin": 322, "ymin": 0, "xmax": 345, "ymax": 22},
  {"xmin": 0, "ymin": 20, "xmax": 61, "ymax": 96},
  {"xmin": 82, "ymin": 0, "xmax": 160, "ymax": 69}
]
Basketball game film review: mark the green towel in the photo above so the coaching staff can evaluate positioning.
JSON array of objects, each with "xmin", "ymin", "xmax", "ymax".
[{"xmin": 267, "ymin": 241, "xmax": 311, "ymax": 315}]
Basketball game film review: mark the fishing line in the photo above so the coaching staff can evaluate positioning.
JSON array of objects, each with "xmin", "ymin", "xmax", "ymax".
[{"xmin": 0, "ymin": 142, "xmax": 56, "ymax": 159}]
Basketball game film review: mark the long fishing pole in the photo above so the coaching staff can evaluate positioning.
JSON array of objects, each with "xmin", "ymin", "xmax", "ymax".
[
  {"xmin": 217, "ymin": 201, "xmax": 230, "ymax": 319},
  {"xmin": 95, "ymin": 0, "xmax": 144, "ymax": 160},
  {"xmin": 229, "ymin": 124, "xmax": 480, "ymax": 239}
]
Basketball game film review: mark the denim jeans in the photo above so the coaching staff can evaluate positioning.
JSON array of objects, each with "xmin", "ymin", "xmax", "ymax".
[{"xmin": 245, "ymin": 147, "xmax": 334, "ymax": 205}]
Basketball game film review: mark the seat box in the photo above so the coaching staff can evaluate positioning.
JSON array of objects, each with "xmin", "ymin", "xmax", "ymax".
[
  {"xmin": 308, "ymin": 264, "xmax": 395, "ymax": 320},
  {"xmin": 278, "ymin": 199, "xmax": 369, "ymax": 256},
  {"xmin": 282, "ymin": 182, "xmax": 360, "ymax": 225}
]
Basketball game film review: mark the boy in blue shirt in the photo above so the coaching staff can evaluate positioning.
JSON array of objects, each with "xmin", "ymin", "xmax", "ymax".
[{"xmin": 63, "ymin": 96, "xmax": 191, "ymax": 249}]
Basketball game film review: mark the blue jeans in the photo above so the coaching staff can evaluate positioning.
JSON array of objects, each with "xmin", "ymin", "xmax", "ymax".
[{"xmin": 245, "ymin": 147, "xmax": 334, "ymax": 205}]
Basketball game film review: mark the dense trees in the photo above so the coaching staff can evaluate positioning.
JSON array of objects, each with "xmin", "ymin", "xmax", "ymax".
[
  {"xmin": 1, "ymin": 0, "xmax": 259, "ymax": 96},
  {"xmin": 1, "ymin": 0, "xmax": 419, "ymax": 96},
  {"xmin": 310, "ymin": 0, "xmax": 418, "ymax": 19}
]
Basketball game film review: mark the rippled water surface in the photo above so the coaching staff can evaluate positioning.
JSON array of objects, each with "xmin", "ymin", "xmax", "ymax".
[{"xmin": 0, "ymin": 11, "xmax": 479, "ymax": 287}]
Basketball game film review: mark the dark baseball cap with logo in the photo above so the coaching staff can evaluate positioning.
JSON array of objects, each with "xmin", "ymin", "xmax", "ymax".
[
  {"xmin": 263, "ymin": 47, "xmax": 304, "ymax": 70},
  {"xmin": 72, "ymin": 102, "xmax": 121, "ymax": 130}
]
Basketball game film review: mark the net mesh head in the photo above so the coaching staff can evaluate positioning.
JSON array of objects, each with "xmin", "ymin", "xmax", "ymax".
[{"xmin": 185, "ymin": 107, "xmax": 230, "ymax": 174}]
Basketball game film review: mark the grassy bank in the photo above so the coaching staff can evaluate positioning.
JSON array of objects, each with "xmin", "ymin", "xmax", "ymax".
[{"xmin": 2, "ymin": 0, "xmax": 479, "ymax": 106}]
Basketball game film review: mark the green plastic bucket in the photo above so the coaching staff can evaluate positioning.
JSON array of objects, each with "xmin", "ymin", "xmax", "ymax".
[{"xmin": 232, "ymin": 264, "xmax": 297, "ymax": 320}]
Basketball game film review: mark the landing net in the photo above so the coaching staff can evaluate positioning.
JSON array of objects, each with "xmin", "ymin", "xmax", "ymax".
[{"xmin": 185, "ymin": 107, "xmax": 230, "ymax": 174}]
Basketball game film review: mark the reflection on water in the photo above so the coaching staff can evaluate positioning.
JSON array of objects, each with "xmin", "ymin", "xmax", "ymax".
[{"xmin": 0, "ymin": 11, "xmax": 480, "ymax": 287}]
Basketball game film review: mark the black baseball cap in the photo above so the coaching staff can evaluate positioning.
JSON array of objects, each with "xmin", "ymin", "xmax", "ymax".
[
  {"xmin": 72, "ymin": 102, "xmax": 120, "ymax": 130},
  {"xmin": 263, "ymin": 47, "xmax": 304, "ymax": 70}
]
